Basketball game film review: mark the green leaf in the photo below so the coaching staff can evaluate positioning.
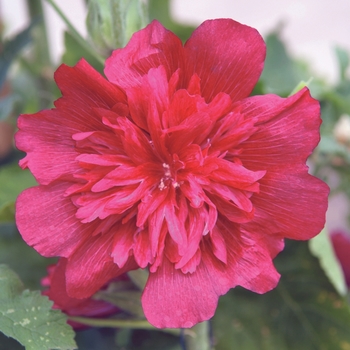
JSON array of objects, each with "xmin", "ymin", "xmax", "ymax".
[
  {"xmin": 260, "ymin": 31, "xmax": 308, "ymax": 96},
  {"xmin": 0, "ymin": 161, "xmax": 37, "ymax": 210},
  {"xmin": 213, "ymin": 241, "xmax": 350, "ymax": 350},
  {"xmin": 0, "ymin": 202, "xmax": 15, "ymax": 223},
  {"xmin": 0, "ymin": 264, "xmax": 77, "ymax": 350},
  {"xmin": 309, "ymin": 229, "xmax": 348, "ymax": 296}
]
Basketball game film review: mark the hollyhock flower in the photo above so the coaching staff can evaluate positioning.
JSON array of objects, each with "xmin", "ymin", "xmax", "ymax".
[
  {"xmin": 41, "ymin": 258, "xmax": 120, "ymax": 329},
  {"xmin": 16, "ymin": 19, "xmax": 329, "ymax": 328},
  {"xmin": 330, "ymin": 230, "xmax": 350, "ymax": 287}
]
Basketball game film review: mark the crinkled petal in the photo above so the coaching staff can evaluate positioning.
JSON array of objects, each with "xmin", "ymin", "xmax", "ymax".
[
  {"xmin": 16, "ymin": 60, "xmax": 125, "ymax": 185},
  {"xmin": 142, "ymin": 256, "xmax": 218, "ymax": 328},
  {"xmin": 16, "ymin": 183, "xmax": 91, "ymax": 257},
  {"xmin": 240, "ymin": 88, "xmax": 322, "ymax": 167},
  {"xmin": 142, "ymin": 224, "xmax": 281, "ymax": 328},
  {"xmin": 239, "ymin": 88, "xmax": 329, "ymax": 239},
  {"xmin": 16, "ymin": 110, "xmax": 81, "ymax": 185},
  {"xmin": 105, "ymin": 20, "xmax": 184, "ymax": 89},
  {"xmin": 111, "ymin": 220, "xmax": 136, "ymax": 268},
  {"xmin": 65, "ymin": 233, "xmax": 137, "ymax": 299}
]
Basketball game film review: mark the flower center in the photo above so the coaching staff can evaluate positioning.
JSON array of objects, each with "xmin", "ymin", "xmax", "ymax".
[
  {"xmin": 159, "ymin": 163, "xmax": 180, "ymax": 191},
  {"xmin": 158, "ymin": 156, "xmax": 185, "ymax": 191}
]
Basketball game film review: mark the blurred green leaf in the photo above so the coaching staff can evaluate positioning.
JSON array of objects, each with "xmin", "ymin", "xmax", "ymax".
[
  {"xmin": 309, "ymin": 229, "xmax": 347, "ymax": 296},
  {"xmin": 62, "ymin": 31, "xmax": 104, "ymax": 73},
  {"xmin": 260, "ymin": 31, "xmax": 309, "ymax": 96},
  {"xmin": 149, "ymin": 0, "xmax": 195, "ymax": 42},
  {"xmin": 95, "ymin": 289, "xmax": 144, "ymax": 317},
  {"xmin": 0, "ymin": 226, "xmax": 55, "ymax": 290},
  {"xmin": 335, "ymin": 47, "xmax": 349, "ymax": 82},
  {"xmin": 213, "ymin": 241, "xmax": 350, "ymax": 350},
  {"xmin": 316, "ymin": 135, "xmax": 350, "ymax": 162},
  {"xmin": 0, "ymin": 202, "xmax": 15, "ymax": 223},
  {"xmin": 0, "ymin": 264, "xmax": 77, "ymax": 350},
  {"xmin": 0, "ymin": 21, "xmax": 37, "ymax": 89},
  {"xmin": 0, "ymin": 161, "xmax": 36, "ymax": 209}
]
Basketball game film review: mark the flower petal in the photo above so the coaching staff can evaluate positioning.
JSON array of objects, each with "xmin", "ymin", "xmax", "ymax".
[
  {"xmin": 240, "ymin": 88, "xmax": 322, "ymax": 168},
  {"xmin": 65, "ymin": 232, "xmax": 137, "ymax": 299},
  {"xmin": 16, "ymin": 109, "xmax": 81, "ymax": 185},
  {"xmin": 16, "ymin": 59, "xmax": 124, "ymax": 185},
  {"xmin": 105, "ymin": 20, "xmax": 184, "ymax": 89},
  {"xmin": 239, "ymin": 88, "xmax": 329, "ymax": 239},
  {"xmin": 142, "ymin": 256, "xmax": 218, "ymax": 328},
  {"xmin": 184, "ymin": 19, "xmax": 265, "ymax": 102},
  {"xmin": 16, "ymin": 183, "xmax": 91, "ymax": 257},
  {"xmin": 142, "ymin": 215, "xmax": 281, "ymax": 328}
]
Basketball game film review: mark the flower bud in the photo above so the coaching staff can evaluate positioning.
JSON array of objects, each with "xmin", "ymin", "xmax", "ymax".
[{"xmin": 86, "ymin": 0, "xmax": 148, "ymax": 57}]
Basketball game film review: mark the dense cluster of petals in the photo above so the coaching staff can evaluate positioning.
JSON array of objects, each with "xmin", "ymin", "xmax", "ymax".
[{"xmin": 16, "ymin": 19, "xmax": 329, "ymax": 328}]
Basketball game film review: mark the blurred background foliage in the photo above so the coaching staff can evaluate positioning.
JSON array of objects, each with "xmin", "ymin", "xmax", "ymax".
[{"xmin": 1, "ymin": 0, "xmax": 350, "ymax": 349}]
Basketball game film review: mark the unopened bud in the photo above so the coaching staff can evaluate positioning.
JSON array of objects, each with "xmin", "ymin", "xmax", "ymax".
[{"xmin": 86, "ymin": 0, "xmax": 148, "ymax": 57}]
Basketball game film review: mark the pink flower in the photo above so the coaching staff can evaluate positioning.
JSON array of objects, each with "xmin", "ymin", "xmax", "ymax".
[
  {"xmin": 16, "ymin": 19, "xmax": 329, "ymax": 328},
  {"xmin": 330, "ymin": 231, "xmax": 350, "ymax": 287},
  {"xmin": 41, "ymin": 258, "xmax": 120, "ymax": 329}
]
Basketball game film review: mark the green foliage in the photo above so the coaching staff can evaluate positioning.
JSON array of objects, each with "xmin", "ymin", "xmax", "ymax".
[
  {"xmin": 0, "ymin": 161, "xmax": 36, "ymax": 207},
  {"xmin": 149, "ymin": 0, "xmax": 195, "ymax": 42},
  {"xmin": 62, "ymin": 31, "xmax": 104, "ymax": 73},
  {"xmin": 0, "ymin": 161, "xmax": 36, "ymax": 222},
  {"xmin": 213, "ymin": 241, "xmax": 350, "ymax": 350},
  {"xmin": 0, "ymin": 265, "xmax": 77, "ymax": 350},
  {"xmin": 0, "ymin": 227, "xmax": 55, "ymax": 290}
]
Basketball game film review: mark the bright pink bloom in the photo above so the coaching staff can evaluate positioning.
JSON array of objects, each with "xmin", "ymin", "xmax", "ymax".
[
  {"xmin": 330, "ymin": 231, "xmax": 350, "ymax": 287},
  {"xmin": 16, "ymin": 19, "xmax": 329, "ymax": 328},
  {"xmin": 42, "ymin": 258, "xmax": 120, "ymax": 329}
]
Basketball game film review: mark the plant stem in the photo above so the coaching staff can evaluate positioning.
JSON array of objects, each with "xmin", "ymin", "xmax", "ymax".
[
  {"xmin": 183, "ymin": 321, "xmax": 212, "ymax": 350},
  {"xmin": 68, "ymin": 316, "xmax": 180, "ymax": 336},
  {"xmin": 44, "ymin": 0, "xmax": 104, "ymax": 65},
  {"xmin": 25, "ymin": 0, "xmax": 53, "ymax": 109},
  {"xmin": 26, "ymin": 0, "xmax": 51, "ymax": 64}
]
